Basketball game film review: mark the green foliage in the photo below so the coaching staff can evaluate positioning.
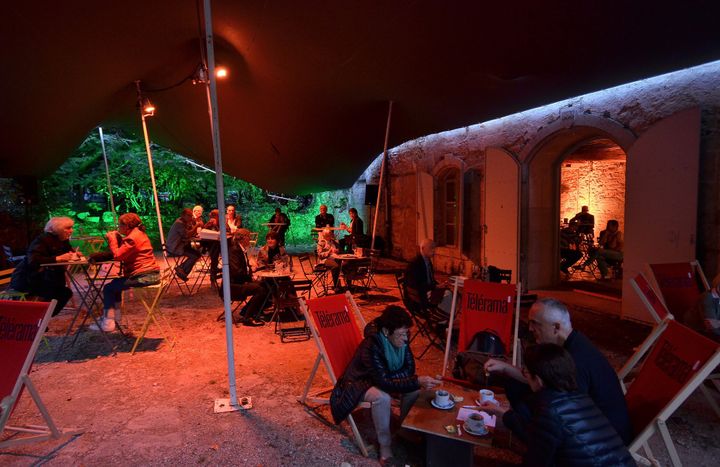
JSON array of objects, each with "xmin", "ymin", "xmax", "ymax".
[{"xmin": 36, "ymin": 128, "xmax": 351, "ymax": 249}]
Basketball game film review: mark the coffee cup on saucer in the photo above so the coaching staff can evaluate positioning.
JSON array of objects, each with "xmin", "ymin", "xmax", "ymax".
[
  {"xmin": 479, "ymin": 389, "xmax": 497, "ymax": 405},
  {"xmin": 434, "ymin": 389, "xmax": 450, "ymax": 407},
  {"xmin": 465, "ymin": 413, "xmax": 486, "ymax": 433}
]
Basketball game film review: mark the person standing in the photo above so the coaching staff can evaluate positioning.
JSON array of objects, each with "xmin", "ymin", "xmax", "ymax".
[
  {"xmin": 268, "ymin": 207, "xmax": 290, "ymax": 246},
  {"xmin": 10, "ymin": 216, "xmax": 78, "ymax": 315},
  {"xmin": 166, "ymin": 208, "xmax": 201, "ymax": 281},
  {"xmin": 314, "ymin": 204, "xmax": 335, "ymax": 228}
]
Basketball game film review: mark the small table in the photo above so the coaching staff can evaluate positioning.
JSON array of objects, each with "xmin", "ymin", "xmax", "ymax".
[{"xmin": 402, "ymin": 384, "xmax": 502, "ymax": 467}]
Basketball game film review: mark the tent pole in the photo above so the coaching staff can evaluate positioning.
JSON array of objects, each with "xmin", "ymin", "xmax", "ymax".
[
  {"xmin": 135, "ymin": 81, "xmax": 167, "ymax": 266},
  {"xmin": 371, "ymin": 100, "xmax": 393, "ymax": 251},
  {"xmin": 98, "ymin": 127, "xmax": 118, "ymax": 227},
  {"xmin": 202, "ymin": 0, "xmax": 240, "ymax": 409}
]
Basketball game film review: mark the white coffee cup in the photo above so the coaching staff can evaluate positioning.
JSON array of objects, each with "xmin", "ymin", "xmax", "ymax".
[
  {"xmin": 466, "ymin": 413, "xmax": 486, "ymax": 432},
  {"xmin": 434, "ymin": 389, "xmax": 450, "ymax": 407},
  {"xmin": 479, "ymin": 389, "xmax": 497, "ymax": 404}
]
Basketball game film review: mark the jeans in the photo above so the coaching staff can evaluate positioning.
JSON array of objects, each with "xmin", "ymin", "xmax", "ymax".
[{"xmin": 103, "ymin": 271, "xmax": 160, "ymax": 309}]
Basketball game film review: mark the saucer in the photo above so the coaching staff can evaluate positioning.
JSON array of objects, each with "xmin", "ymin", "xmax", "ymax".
[
  {"xmin": 463, "ymin": 421, "xmax": 489, "ymax": 436},
  {"xmin": 430, "ymin": 398, "xmax": 455, "ymax": 410}
]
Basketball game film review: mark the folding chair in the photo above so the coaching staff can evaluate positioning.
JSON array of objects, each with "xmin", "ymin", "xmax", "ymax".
[
  {"xmin": 164, "ymin": 245, "xmax": 204, "ymax": 296},
  {"xmin": 359, "ymin": 249, "xmax": 381, "ymax": 293},
  {"xmin": 1, "ymin": 299, "xmax": 82, "ymax": 448},
  {"xmin": 297, "ymin": 293, "xmax": 370, "ymax": 457},
  {"xmin": 269, "ymin": 279, "xmax": 312, "ymax": 342},
  {"xmin": 297, "ymin": 253, "xmax": 329, "ymax": 297},
  {"xmin": 130, "ymin": 268, "xmax": 176, "ymax": 355},
  {"xmin": 621, "ymin": 320, "xmax": 720, "ymax": 466}
]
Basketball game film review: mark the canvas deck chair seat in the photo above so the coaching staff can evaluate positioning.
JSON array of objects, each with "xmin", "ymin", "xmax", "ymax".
[
  {"xmin": 621, "ymin": 319, "xmax": 720, "ymax": 467},
  {"xmin": 442, "ymin": 278, "xmax": 521, "ymax": 382},
  {"xmin": 1, "ymin": 299, "xmax": 82, "ymax": 448},
  {"xmin": 130, "ymin": 268, "xmax": 176, "ymax": 355},
  {"xmin": 297, "ymin": 293, "xmax": 371, "ymax": 457}
]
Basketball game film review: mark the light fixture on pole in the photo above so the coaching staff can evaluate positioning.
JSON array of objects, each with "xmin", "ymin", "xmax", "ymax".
[
  {"xmin": 134, "ymin": 80, "xmax": 167, "ymax": 258},
  {"xmin": 191, "ymin": 63, "xmax": 228, "ymax": 85}
]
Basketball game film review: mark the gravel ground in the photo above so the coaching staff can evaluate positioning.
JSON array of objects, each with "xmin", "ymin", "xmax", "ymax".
[{"xmin": 1, "ymin": 262, "xmax": 719, "ymax": 466}]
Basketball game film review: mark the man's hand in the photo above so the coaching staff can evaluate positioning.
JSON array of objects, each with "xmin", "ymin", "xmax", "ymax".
[
  {"xmin": 418, "ymin": 375, "xmax": 441, "ymax": 389},
  {"xmin": 479, "ymin": 400, "xmax": 508, "ymax": 417},
  {"xmin": 484, "ymin": 359, "xmax": 525, "ymax": 383}
]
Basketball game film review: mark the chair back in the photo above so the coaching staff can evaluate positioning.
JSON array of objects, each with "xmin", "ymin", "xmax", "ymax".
[
  {"xmin": 304, "ymin": 294, "xmax": 365, "ymax": 381},
  {"xmin": 487, "ymin": 265, "xmax": 512, "ymax": 283},
  {"xmin": 457, "ymin": 279, "xmax": 517, "ymax": 354},
  {"xmin": 648, "ymin": 261, "xmax": 708, "ymax": 323}
]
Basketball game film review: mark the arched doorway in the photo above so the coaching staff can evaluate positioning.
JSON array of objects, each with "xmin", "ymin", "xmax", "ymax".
[{"xmin": 559, "ymin": 139, "xmax": 627, "ymax": 289}]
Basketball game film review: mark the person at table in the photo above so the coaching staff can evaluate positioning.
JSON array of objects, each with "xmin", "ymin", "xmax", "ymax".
[
  {"xmin": 559, "ymin": 219, "xmax": 582, "ymax": 275},
  {"xmin": 583, "ymin": 219, "xmax": 623, "ymax": 280},
  {"xmin": 221, "ymin": 228, "xmax": 270, "ymax": 327},
  {"xmin": 570, "ymin": 205, "xmax": 595, "ymax": 235},
  {"xmin": 268, "ymin": 207, "xmax": 290, "ymax": 246},
  {"xmin": 483, "ymin": 297, "xmax": 632, "ymax": 444},
  {"xmin": 202, "ymin": 209, "xmax": 222, "ymax": 283},
  {"xmin": 404, "ymin": 238, "xmax": 448, "ymax": 311},
  {"xmin": 330, "ymin": 305, "xmax": 441, "ymax": 463},
  {"xmin": 685, "ymin": 273, "xmax": 720, "ymax": 340},
  {"xmin": 314, "ymin": 204, "xmax": 335, "ymax": 229},
  {"xmin": 226, "ymin": 204, "xmax": 242, "ymax": 233},
  {"xmin": 480, "ymin": 344, "xmax": 634, "ymax": 466},
  {"xmin": 256, "ymin": 231, "xmax": 289, "ymax": 270},
  {"xmin": 9, "ymin": 216, "xmax": 79, "ymax": 316},
  {"xmin": 89, "ymin": 213, "xmax": 160, "ymax": 332},
  {"xmin": 191, "ymin": 205, "xmax": 205, "ymax": 234},
  {"xmin": 166, "ymin": 208, "xmax": 201, "ymax": 282},
  {"xmin": 338, "ymin": 207, "xmax": 364, "ymax": 253},
  {"xmin": 316, "ymin": 229, "xmax": 341, "ymax": 290}
]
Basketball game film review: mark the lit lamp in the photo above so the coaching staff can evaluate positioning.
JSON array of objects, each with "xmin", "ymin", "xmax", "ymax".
[
  {"xmin": 192, "ymin": 63, "xmax": 228, "ymax": 85},
  {"xmin": 140, "ymin": 97, "xmax": 156, "ymax": 118}
]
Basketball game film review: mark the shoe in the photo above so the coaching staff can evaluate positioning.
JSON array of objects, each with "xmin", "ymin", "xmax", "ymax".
[
  {"xmin": 88, "ymin": 318, "xmax": 116, "ymax": 332},
  {"xmin": 175, "ymin": 267, "xmax": 189, "ymax": 282},
  {"xmin": 241, "ymin": 318, "xmax": 264, "ymax": 327}
]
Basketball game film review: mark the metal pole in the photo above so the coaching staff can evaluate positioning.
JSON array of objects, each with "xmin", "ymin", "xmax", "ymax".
[
  {"xmin": 98, "ymin": 127, "xmax": 118, "ymax": 227},
  {"xmin": 371, "ymin": 100, "xmax": 393, "ymax": 251},
  {"xmin": 135, "ymin": 81, "xmax": 167, "ymax": 260},
  {"xmin": 203, "ymin": 0, "xmax": 238, "ymax": 408}
]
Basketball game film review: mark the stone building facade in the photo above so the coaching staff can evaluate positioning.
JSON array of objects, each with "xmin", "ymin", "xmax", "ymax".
[{"xmin": 351, "ymin": 60, "xmax": 720, "ymax": 323}]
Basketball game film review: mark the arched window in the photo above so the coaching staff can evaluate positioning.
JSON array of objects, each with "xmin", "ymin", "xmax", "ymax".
[{"xmin": 434, "ymin": 168, "xmax": 460, "ymax": 246}]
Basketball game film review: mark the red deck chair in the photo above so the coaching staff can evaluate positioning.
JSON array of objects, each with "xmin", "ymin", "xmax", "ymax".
[{"xmin": 297, "ymin": 292, "xmax": 370, "ymax": 456}]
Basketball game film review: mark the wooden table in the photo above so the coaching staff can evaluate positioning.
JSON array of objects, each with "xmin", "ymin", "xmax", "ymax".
[{"xmin": 402, "ymin": 383, "xmax": 503, "ymax": 467}]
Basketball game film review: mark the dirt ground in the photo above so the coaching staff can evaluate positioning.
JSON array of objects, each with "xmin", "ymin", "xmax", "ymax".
[{"xmin": 2, "ymin": 258, "xmax": 719, "ymax": 466}]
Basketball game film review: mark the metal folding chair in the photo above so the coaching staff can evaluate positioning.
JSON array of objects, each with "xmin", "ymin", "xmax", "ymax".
[
  {"xmin": 130, "ymin": 268, "xmax": 176, "ymax": 355},
  {"xmin": 297, "ymin": 253, "xmax": 329, "ymax": 297},
  {"xmin": 269, "ymin": 279, "xmax": 312, "ymax": 342}
]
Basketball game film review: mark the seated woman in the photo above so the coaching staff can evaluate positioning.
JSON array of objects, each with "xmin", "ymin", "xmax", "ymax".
[
  {"xmin": 256, "ymin": 231, "xmax": 289, "ymax": 270},
  {"xmin": 89, "ymin": 213, "xmax": 160, "ymax": 332},
  {"xmin": 480, "ymin": 344, "xmax": 634, "ymax": 466},
  {"xmin": 10, "ymin": 216, "xmax": 79, "ymax": 315},
  {"xmin": 316, "ymin": 229, "xmax": 341, "ymax": 290},
  {"xmin": 330, "ymin": 305, "xmax": 440, "ymax": 463}
]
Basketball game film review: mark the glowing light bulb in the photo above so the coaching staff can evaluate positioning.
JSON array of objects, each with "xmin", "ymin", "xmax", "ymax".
[{"xmin": 215, "ymin": 67, "xmax": 228, "ymax": 79}]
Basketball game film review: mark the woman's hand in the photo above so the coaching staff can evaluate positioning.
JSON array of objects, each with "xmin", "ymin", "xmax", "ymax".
[
  {"xmin": 479, "ymin": 400, "xmax": 508, "ymax": 417},
  {"xmin": 418, "ymin": 375, "xmax": 441, "ymax": 389}
]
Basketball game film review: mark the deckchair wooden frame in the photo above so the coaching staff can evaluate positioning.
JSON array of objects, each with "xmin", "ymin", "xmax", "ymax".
[
  {"xmin": 297, "ymin": 292, "xmax": 370, "ymax": 457},
  {"xmin": 0, "ymin": 300, "xmax": 83, "ymax": 448}
]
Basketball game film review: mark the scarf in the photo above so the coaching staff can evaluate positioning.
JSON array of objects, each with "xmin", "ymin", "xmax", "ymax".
[{"xmin": 379, "ymin": 332, "xmax": 406, "ymax": 372}]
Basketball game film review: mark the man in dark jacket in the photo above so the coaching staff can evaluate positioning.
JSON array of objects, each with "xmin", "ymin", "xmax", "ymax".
[
  {"xmin": 221, "ymin": 229, "xmax": 269, "ymax": 326},
  {"xmin": 404, "ymin": 238, "xmax": 448, "ymax": 310},
  {"xmin": 166, "ymin": 208, "xmax": 201, "ymax": 281},
  {"xmin": 482, "ymin": 344, "xmax": 634, "ymax": 466},
  {"xmin": 314, "ymin": 204, "xmax": 335, "ymax": 229},
  {"xmin": 484, "ymin": 297, "xmax": 633, "ymax": 445}
]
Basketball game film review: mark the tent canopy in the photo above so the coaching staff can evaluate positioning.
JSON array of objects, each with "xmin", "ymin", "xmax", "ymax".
[{"xmin": 4, "ymin": 1, "xmax": 720, "ymax": 193}]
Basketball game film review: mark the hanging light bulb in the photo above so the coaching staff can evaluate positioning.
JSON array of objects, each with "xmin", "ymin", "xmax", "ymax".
[{"xmin": 215, "ymin": 66, "xmax": 228, "ymax": 79}]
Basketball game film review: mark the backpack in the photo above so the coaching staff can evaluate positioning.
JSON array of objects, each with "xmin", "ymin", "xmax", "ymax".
[{"xmin": 452, "ymin": 329, "xmax": 508, "ymax": 387}]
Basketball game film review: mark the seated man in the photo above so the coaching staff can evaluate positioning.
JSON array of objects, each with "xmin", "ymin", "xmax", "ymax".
[
  {"xmin": 685, "ymin": 273, "xmax": 720, "ymax": 340},
  {"xmin": 314, "ymin": 204, "xmax": 335, "ymax": 229},
  {"xmin": 191, "ymin": 205, "xmax": 205, "ymax": 234},
  {"xmin": 594, "ymin": 219, "xmax": 623, "ymax": 279},
  {"xmin": 484, "ymin": 297, "xmax": 633, "ymax": 445},
  {"xmin": 559, "ymin": 220, "xmax": 582, "ymax": 274},
  {"xmin": 220, "ymin": 229, "xmax": 270, "ymax": 327},
  {"xmin": 404, "ymin": 238, "xmax": 448, "ymax": 312},
  {"xmin": 316, "ymin": 229, "xmax": 341, "ymax": 290},
  {"xmin": 166, "ymin": 208, "xmax": 201, "ymax": 281},
  {"xmin": 256, "ymin": 231, "xmax": 290, "ymax": 270},
  {"xmin": 571, "ymin": 205, "xmax": 595, "ymax": 236}
]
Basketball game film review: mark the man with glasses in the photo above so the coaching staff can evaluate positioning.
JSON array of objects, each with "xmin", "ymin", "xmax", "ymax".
[{"xmin": 483, "ymin": 297, "xmax": 632, "ymax": 444}]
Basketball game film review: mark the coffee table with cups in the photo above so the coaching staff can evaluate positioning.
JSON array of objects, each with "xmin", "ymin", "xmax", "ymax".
[{"xmin": 401, "ymin": 382, "xmax": 507, "ymax": 467}]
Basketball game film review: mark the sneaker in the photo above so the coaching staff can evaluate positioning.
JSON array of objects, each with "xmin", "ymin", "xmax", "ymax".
[
  {"xmin": 88, "ymin": 318, "xmax": 116, "ymax": 332},
  {"xmin": 175, "ymin": 267, "xmax": 189, "ymax": 282}
]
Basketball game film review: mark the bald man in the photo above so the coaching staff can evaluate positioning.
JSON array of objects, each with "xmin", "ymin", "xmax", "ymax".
[{"xmin": 483, "ymin": 297, "xmax": 632, "ymax": 444}]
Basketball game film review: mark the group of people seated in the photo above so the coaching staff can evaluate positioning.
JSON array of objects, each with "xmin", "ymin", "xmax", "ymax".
[{"xmin": 559, "ymin": 206, "xmax": 624, "ymax": 280}]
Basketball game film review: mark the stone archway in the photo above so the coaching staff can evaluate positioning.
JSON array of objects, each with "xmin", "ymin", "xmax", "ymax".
[{"xmin": 519, "ymin": 115, "xmax": 635, "ymax": 290}]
